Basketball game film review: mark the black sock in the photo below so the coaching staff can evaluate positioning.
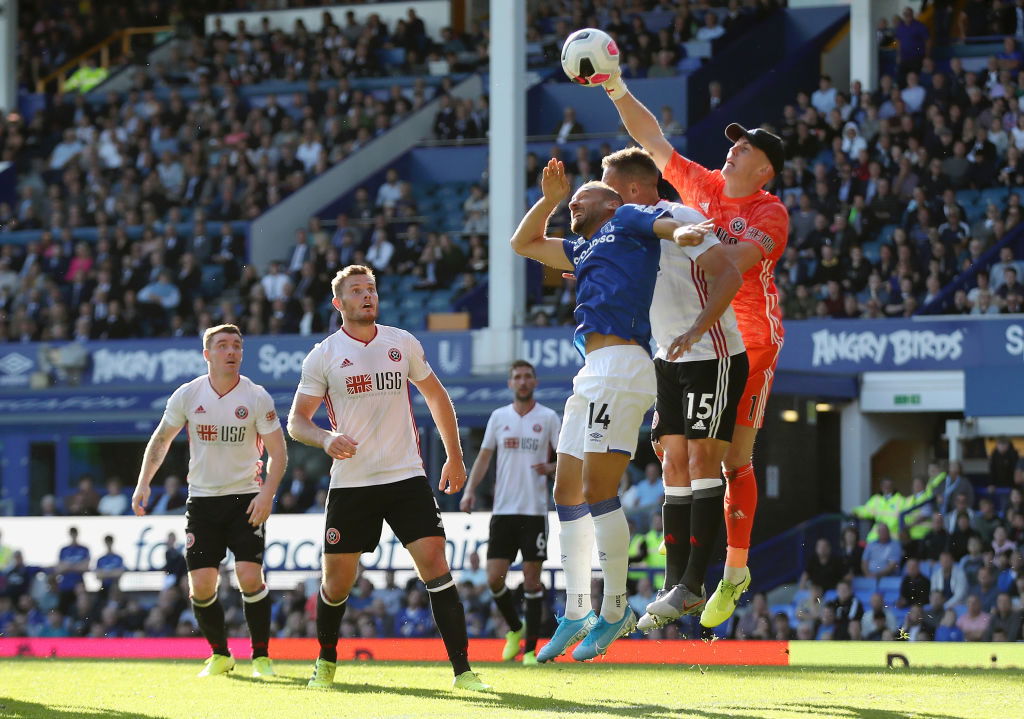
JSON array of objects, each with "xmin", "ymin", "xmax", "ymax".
[
  {"xmin": 316, "ymin": 586, "xmax": 347, "ymax": 663},
  {"xmin": 662, "ymin": 496, "xmax": 692, "ymax": 589},
  {"xmin": 524, "ymin": 589, "xmax": 544, "ymax": 653},
  {"xmin": 192, "ymin": 596, "xmax": 229, "ymax": 657},
  {"xmin": 426, "ymin": 573, "xmax": 470, "ymax": 676},
  {"xmin": 492, "ymin": 585, "xmax": 523, "ymax": 632},
  {"xmin": 681, "ymin": 481, "xmax": 725, "ymax": 593},
  {"xmin": 242, "ymin": 585, "xmax": 272, "ymax": 659}
]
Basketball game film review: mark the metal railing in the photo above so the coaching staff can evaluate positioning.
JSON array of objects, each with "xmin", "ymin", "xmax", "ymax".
[{"xmin": 35, "ymin": 26, "xmax": 174, "ymax": 94}]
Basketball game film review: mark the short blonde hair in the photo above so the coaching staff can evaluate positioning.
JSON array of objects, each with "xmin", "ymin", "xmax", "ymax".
[
  {"xmin": 331, "ymin": 264, "xmax": 376, "ymax": 297},
  {"xmin": 202, "ymin": 323, "xmax": 242, "ymax": 349}
]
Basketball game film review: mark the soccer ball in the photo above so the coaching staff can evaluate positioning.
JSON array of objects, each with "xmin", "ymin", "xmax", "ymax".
[{"xmin": 561, "ymin": 28, "xmax": 620, "ymax": 86}]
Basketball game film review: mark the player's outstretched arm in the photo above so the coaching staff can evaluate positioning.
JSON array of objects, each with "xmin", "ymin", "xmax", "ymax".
[
  {"xmin": 287, "ymin": 391, "xmax": 358, "ymax": 460},
  {"xmin": 412, "ymin": 372, "xmax": 466, "ymax": 495},
  {"xmin": 668, "ymin": 245, "xmax": 742, "ymax": 359},
  {"xmin": 653, "ymin": 218, "xmax": 716, "ymax": 246},
  {"xmin": 132, "ymin": 419, "xmax": 183, "ymax": 516},
  {"xmin": 460, "ymin": 447, "xmax": 495, "ymax": 512},
  {"xmin": 510, "ymin": 158, "xmax": 574, "ymax": 271},
  {"xmin": 248, "ymin": 429, "xmax": 287, "ymax": 526},
  {"xmin": 602, "ymin": 72, "xmax": 675, "ymax": 171}
]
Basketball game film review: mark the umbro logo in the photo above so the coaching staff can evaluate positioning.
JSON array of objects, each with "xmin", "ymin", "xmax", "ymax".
[
  {"xmin": 340, "ymin": 358, "xmax": 353, "ymax": 368},
  {"xmin": 699, "ymin": 202, "xmax": 710, "ymax": 214},
  {"xmin": 692, "ymin": 419, "xmax": 706, "ymax": 430},
  {"xmin": 195, "ymin": 406, "xmax": 206, "ymax": 414}
]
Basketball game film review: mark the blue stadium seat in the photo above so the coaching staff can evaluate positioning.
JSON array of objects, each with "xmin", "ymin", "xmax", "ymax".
[
  {"xmin": 709, "ymin": 616, "xmax": 733, "ymax": 640},
  {"xmin": 918, "ymin": 560, "xmax": 933, "ymax": 578},
  {"xmin": 852, "ymin": 576, "xmax": 877, "ymax": 594},
  {"xmin": 792, "ymin": 589, "xmax": 810, "ymax": 606},
  {"xmin": 855, "ymin": 591, "xmax": 874, "ymax": 608},
  {"xmin": 955, "ymin": 189, "xmax": 980, "ymax": 206},
  {"xmin": 891, "ymin": 606, "xmax": 910, "ymax": 627},
  {"xmin": 878, "ymin": 576, "xmax": 902, "ymax": 594},
  {"xmin": 980, "ymin": 187, "xmax": 1010, "ymax": 206},
  {"xmin": 822, "ymin": 589, "xmax": 838, "ymax": 603}
]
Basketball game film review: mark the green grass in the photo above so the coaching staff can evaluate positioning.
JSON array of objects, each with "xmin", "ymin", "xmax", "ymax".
[{"xmin": 1, "ymin": 659, "xmax": 1020, "ymax": 719}]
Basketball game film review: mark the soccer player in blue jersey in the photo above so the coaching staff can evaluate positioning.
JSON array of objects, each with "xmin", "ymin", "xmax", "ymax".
[{"xmin": 510, "ymin": 158, "xmax": 712, "ymax": 661}]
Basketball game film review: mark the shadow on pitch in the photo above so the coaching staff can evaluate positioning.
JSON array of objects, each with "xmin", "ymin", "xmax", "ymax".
[
  {"xmin": 255, "ymin": 675, "xmax": 777, "ymax": 719},
  {"xmin": 0, "ymin": 697, "xmax": 168, "ymax": 719},
  {"xmin": 770, "ymin": 702, "xmax": 964, "ymax": 719}
]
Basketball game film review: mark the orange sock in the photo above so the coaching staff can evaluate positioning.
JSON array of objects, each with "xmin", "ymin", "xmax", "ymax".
[{"xmin": 723, "ymin": 462, "xmax": 757, "ymax": 567}]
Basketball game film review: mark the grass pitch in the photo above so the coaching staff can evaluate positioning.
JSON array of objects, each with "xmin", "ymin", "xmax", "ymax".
[{"xmin": 1, "ymin": 659, "xmax": 1019, "ymax": 719}]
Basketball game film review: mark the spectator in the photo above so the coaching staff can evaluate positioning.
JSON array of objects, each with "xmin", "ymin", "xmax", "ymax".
[
  {"xmin": 829, "ymin": 580, "xmax": 864, "ymax": 639},
  {"xmin": 894, "ymin": 6, "xmax": 931, "ymax": 77},
  {"xmin": 55, "ymin": 527, "xmax": 90, "ymax": 614},
  {"xmin": 949, "ymin": 510, "xmax": 981, "ymax": 560},
  {"xmin": 983, "ymin": 593, "xmax": 1022, "ymax": 641},
  {"xmin": 553, "ymin": 107, "xmax": 584, "ymax": 144},
  {"xmin": 94, "ymin": 535, "xmax": 125, "ymax": 598},
  {"xmin": 457, "ymin": 551, "xmax": 487, "ymax": 589},
  {"xmin": 696, "ymin": 11, "xmax": 725, "ymax": 41},
  {"xmin": 898, "ymin": 557, "xmax": 931, "ymax": 607},
  {"xmin": 861, "ymin": 592, "xmax": 897, "ymax": 637},
  {"xmin": 622, "ymin": 463, "xmax": 665, "ymax": 527},
  {"xmin": 930, "ymin": 551, "xmax": 969, "ymax": 609},
  {"xmin": 921, "ymin": 512, "xmax": 950, "ymax": 565},
  {"xmin": 838, "ymin": 525, "xmax": 864, "ymax": 577},
  {"xmin": 162, "ymin": 532, "xmax": 186, "ymax": 588},
  {"xmin": 811, "ymin": 75, "xmax": 837, "ymax": 115},
  {"xmin": 800, "ymin": 537, "xmax": 847, "ymax": 591},
  {"xmin": 97, "ymin": 478, "xmax": 129, "ymax": 516},
  {"xmin": 150, "ymin": 475, "xmax": 186, "ymax": 515},
  {"xmin": 955, "ymin": 595, "xmax": 990, "ymax": 641},
  {"xmin": 66, "ymin": 475, "xmax": 101, "ymax": 517},
  {"xmin": 861, "ymin": 523, "xmax": 902, "ymax": 578},
  {"xmin": 852, "ymin": 476, "xmax": 903, "ymax": 541},
  {"xmin": 939, "ymin": 461, "xmax": 975, "ymax": 515},
  {"xmin": 972, "ymin": 565, "xmax": 1001, "ymax": 612},
  {"xmin": 972, "ymin": 497, "xmax": 1003, "ymax": 545}
]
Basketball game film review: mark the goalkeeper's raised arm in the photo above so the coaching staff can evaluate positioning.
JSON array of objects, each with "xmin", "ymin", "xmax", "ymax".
[{"xmin": 601, "ymin": 72, "xmax": 676, "ymax": 172}]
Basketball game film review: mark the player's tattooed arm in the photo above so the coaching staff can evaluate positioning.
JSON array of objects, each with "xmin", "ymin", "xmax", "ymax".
[
  {"xmin": 132, "ymin": 419, "xmax": 183, "ymax": 516},
  {"xmin": 510, "ymin": 158, "xmax": 574, "ymax": 271}
]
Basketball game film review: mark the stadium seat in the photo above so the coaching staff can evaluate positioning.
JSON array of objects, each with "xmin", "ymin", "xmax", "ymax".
[
  {"xmin": 955, "ymin": 189, "xmax": 980, "ymax": 206},
  {"xmin": 980, "ymin": 187, "xmax": 1010, "ymax": 206},
  {"xmin": 822, "ymin": 589, "xmax": 838, "ymax": 603},
  {"xmin": 852, "ymin": 576, "xmax": 877, "ymax": 594},
  {"xmin": 917, "ymin": 560, "xmax": 933, "ymax": 578},
  {"xmin": 792, "ymin": 589, "xmax": 810, "ymax": 605},
  {"xmin": 878, "ymin": 576, "xmax": 901, "ymax": 594},
  {"xmin": 891, "ymin": 606, "xmax": 910, "ymax": 627}
]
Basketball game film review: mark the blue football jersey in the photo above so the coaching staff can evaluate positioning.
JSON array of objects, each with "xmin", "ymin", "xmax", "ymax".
[{"xmin": 561, "ymin": 203, "xmax": 667, "ymax": 357}]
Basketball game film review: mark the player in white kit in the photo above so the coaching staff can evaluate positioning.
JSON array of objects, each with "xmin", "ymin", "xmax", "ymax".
[
  {"xmin": 131, "ymin": 324, "xmax": 288, "ymax": 678},
  {"xmin": 461, "ymin": 360, "xmax": 560, "ymax": 665},
  {"xmin": 286, "ymin": 264, "xmax": 490, "ymax": 693},
  {"xmin": 600, "ymin": 148, "xmax": 748, "ymax": 629}
]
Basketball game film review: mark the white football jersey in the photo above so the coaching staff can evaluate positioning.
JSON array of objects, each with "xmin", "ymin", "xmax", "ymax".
[
  {"xmin": 297, "ymin": 325, "xmax": 432, "ymax": 488},
  {"xmin": 480, "ymin": 402, "xmax": 560, "ymax": 516},
  {"xmin": 650, "ymin": 200, "xmax": 746, "ymax": 362},
  {"xmin": 162, "ymin": 374, "xmax": 281, "ymax": 497}
]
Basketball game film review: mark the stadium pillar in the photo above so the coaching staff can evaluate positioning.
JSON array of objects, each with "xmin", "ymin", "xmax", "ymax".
[
  {"xmin": 848, "ymin": 1, "xmax": 880, "ymax": 92},
  {"xmin": 479, "ymin": 0, "xmax": 526, "ymax": 373},
  {"xmin": 0, "ymin": 0, "xmax": 16, "ymax": 113}
]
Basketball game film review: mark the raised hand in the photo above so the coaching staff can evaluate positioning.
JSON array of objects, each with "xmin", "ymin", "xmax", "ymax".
[{"xmin": 541, "ymin": 158, "xmax": 570, "ymax": 205}]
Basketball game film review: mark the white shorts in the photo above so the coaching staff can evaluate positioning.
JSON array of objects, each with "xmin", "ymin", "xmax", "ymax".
[{"xmin": 556, "ymin": 344, "xmax": 656, "ymax": 460}]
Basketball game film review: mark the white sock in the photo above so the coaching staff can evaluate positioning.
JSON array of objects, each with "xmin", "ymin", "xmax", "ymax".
[
  {"xmin": 591, "ymin": 504, "xmax": 629, "ymax": 622},
  {"xmin": 724, "ymin": 565, "xmax": 748, "ymax": 584},
  {"xmin": 557, "ymin": 507, "xmax": 595, "ymax": 620}
]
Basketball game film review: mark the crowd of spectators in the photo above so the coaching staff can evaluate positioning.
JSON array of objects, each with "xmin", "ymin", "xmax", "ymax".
[
  {"xmin": 766, "ymin": 451, "xmax": 1024, "ymax": 642},
  {"xmin": 769, "ymin": 7, "xmax": 1024, "ymax": 320},
  {"xmin": 0, "ymin": 527, "xmax": 553, "ymax": 642}
]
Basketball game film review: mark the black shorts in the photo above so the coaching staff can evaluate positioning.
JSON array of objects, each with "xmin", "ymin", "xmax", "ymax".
[
  {"xmin": 184, "ymin": 493, "xmax": 265, "ymax": 570},
  {"xmin": 652, "ymin": 353, "xmax": 749, "ymax": 442},
  {"xmin": 323, "ymin": 476, "xmax": 445, "ymax": 554},
  {"xmin": 487, "ymin": 514, "xmax": 548, "ymax": 562}
]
